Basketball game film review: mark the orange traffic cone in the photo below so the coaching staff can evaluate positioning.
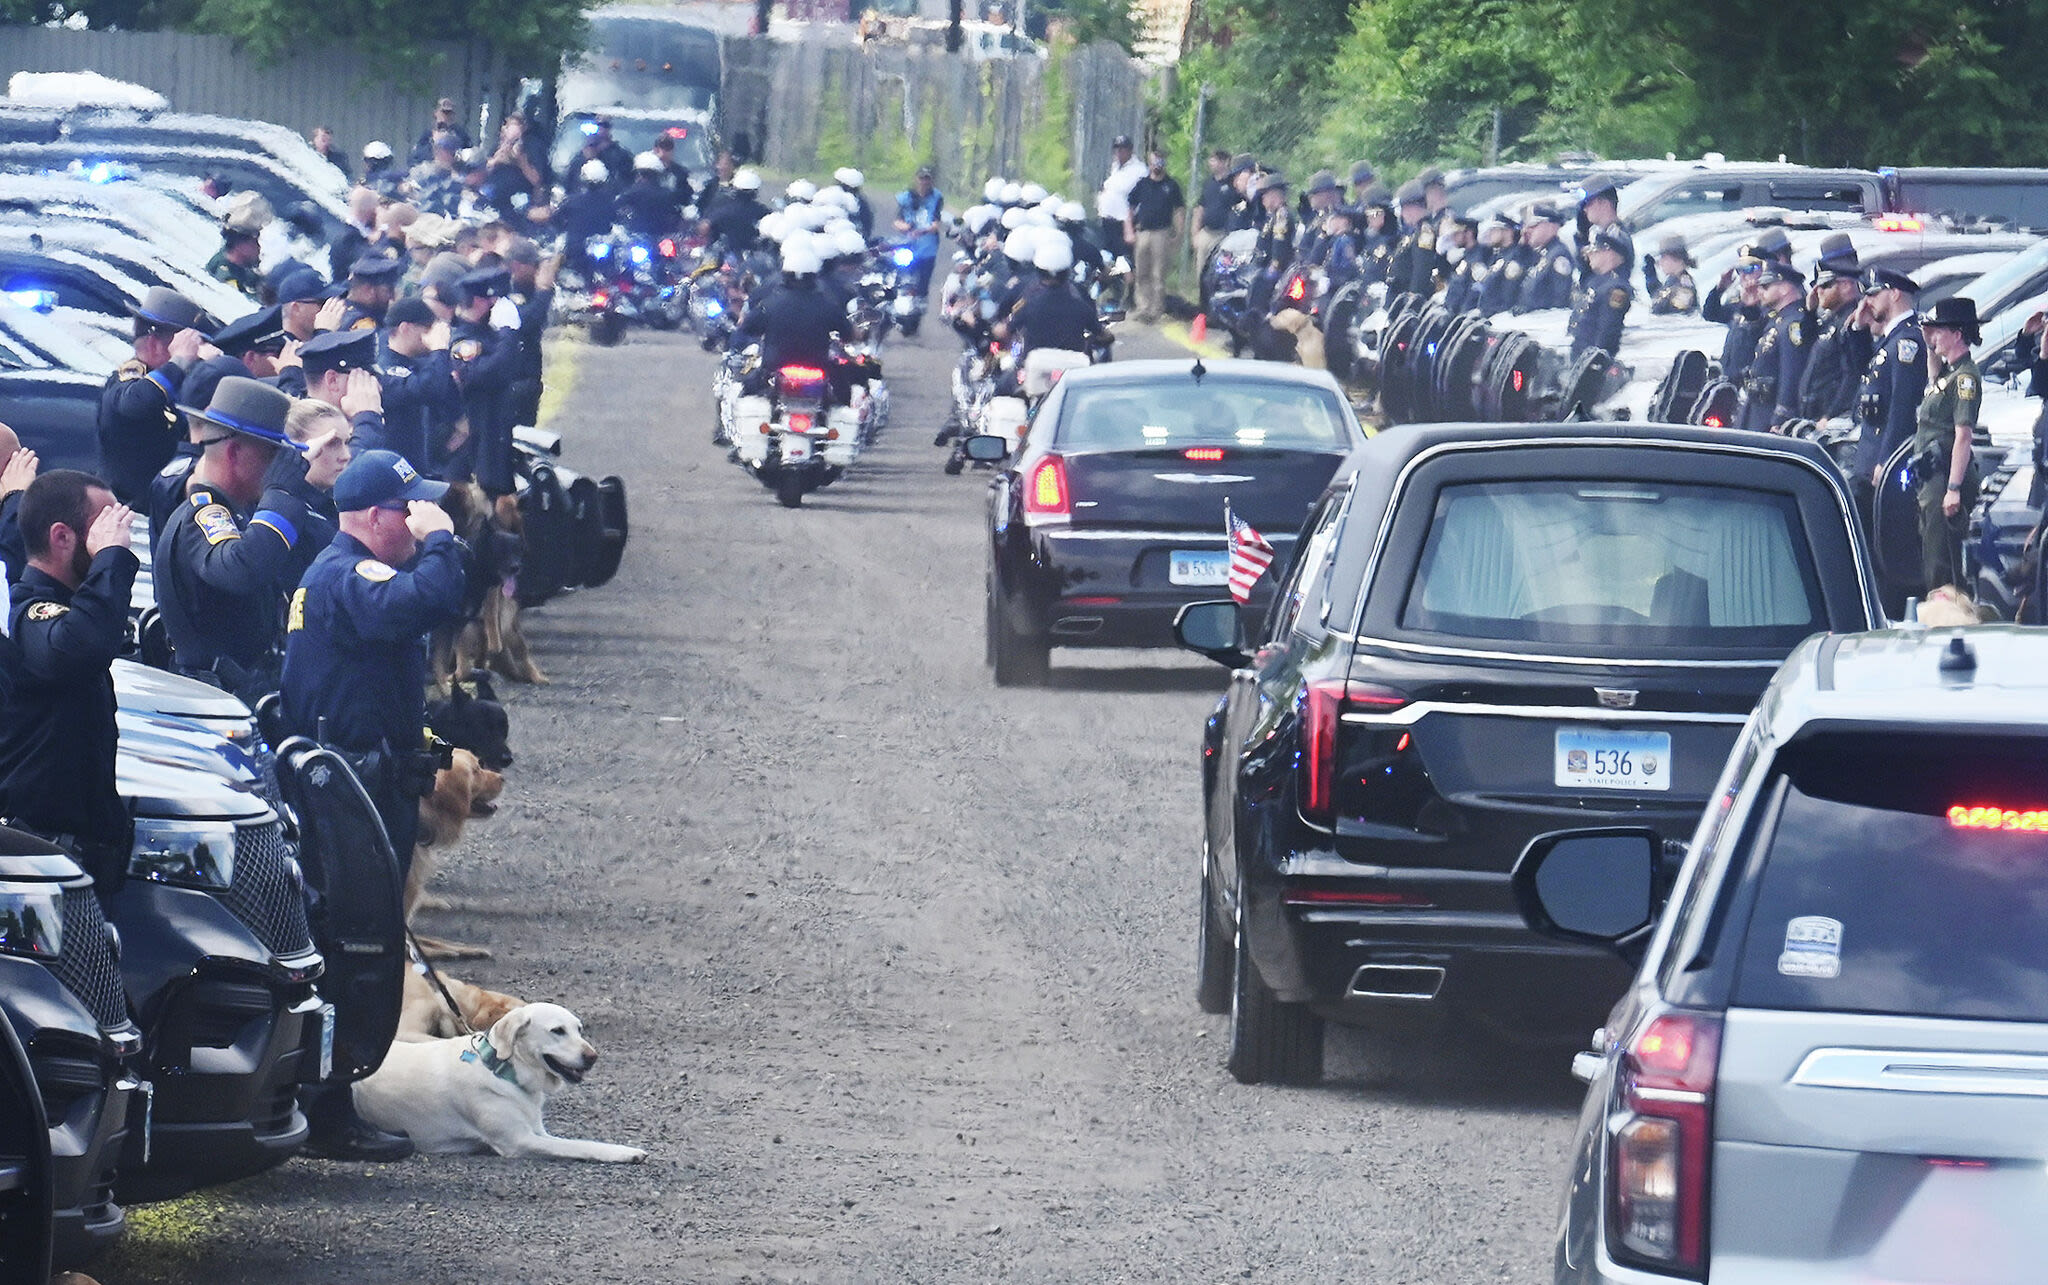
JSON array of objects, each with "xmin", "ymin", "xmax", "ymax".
[{"xmin": 1190, "ymin": 312, "xmax": 1208, "ymax": 344}]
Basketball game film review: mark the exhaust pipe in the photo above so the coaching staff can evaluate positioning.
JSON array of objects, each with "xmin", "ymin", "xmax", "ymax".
[{"xmin": 1347, "ymin": 964, "xmax": 1445, "ymax": 1001}]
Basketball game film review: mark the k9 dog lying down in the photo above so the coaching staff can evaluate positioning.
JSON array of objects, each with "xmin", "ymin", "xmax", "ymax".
[{"xmin": 354, "ymin": 1003, "xmax": 647, "ymax": 1163}]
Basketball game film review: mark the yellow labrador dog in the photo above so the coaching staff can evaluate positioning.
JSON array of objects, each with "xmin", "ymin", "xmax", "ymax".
[{"xmin": 354, "ymin": 1003, "xmax": 646, "ymax": 1163}]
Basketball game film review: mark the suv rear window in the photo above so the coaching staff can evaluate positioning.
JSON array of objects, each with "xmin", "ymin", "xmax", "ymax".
[
  {"xmin": 1399, "ymin": 480, "xmax": 1825, "ymax": 648},
  {"xmin": 1056, "ymin": 378, "xmax": 1352, "ymax": 452},
  {"xmin": 1731, "ymin": 734, "xmax": 2048, "ymax": 1023}
]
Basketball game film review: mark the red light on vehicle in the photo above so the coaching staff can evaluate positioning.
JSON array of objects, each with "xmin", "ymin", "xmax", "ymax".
[
  {"xmin": 1926, "ymin": 1157, "xmax": 1993, "ymax": 1168},
  {"xmin": 787, "ymin": 413, "xmax": 813, "ymax": 432},
  {"xmin": 659, "ymin": 238, "xmax": 678, "ymax": 257},
  {"xmin": 1184, "ymin": 447, "xmax": 1226, "ymax": 461},
  {"xmin": 1024, "ymin": 454, "xmax": 1070, "ymax": 518},
  {"xmin": 665, "ymin": 126, "xmax": 689, "ymax": 138},
  {"xmin": 1511, "ymin": 368, "xmax": 1525, "ymax": 393},
  {"xmin": 591, "ymin": 291, "xmax": 609, "ymax": 307},
  {"xmin": 1286, "ymin": 276, "xmax": 1308, "ymax": 301},
  {"xmin": 1067, "ymin": 595, "xmax": 1122, "ymax": 606},
  {"xmin": 1611, "ymin": 1011, "xmax": 1722, "ymax": 1274},
  {"xmin": 1394, "ymin": 732, "xmax": 1411, "ymax": 752},
  {"xmin": 1948, "ymin": 805, "xmax": 2048, "ymax": 831},
  {"xmin": 780, "ymin": 365, "xmax": 827, "ymax": 382},
  {"xmin": 1281, "ymin": 887, "xmax": 1431, "ymax": 908},
  {"xmin": 1873, "ymin": 214, "xmax": 1924, "ymax": 232},
  {"xmin": 1703, "ymin": 415, "xmax": 1725, "ymax": 427}
]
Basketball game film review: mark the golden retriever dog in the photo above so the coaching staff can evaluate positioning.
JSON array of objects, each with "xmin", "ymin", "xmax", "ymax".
[
  {"xmin": 431, "ymin": 485, "xmax": 545, "ymax": 693},
  {"xmin": 355, "ymin": 1003, "xmax": 647, "ymax": 1163},
  {"xmin": 1918, "ymin": 584, "xmax": 1993, "ymax": 628},
  {"xmin": 1271, "ymin": 308, "xmax": 1327, "ymax": 370},
  {"xmin": 399, "ymin": 963, "xmax": 526, "ymax": 1041},
  {"xmin": 409, "ymin": 748, "xmax": 505, "ymax": 961}
]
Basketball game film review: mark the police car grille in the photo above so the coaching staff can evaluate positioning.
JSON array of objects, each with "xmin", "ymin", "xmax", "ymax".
[
  {"xmin": 222, "ymin": 820, "xmax": 314, "ymax": 958},
  {"xmin": 45, "ymin": 887, "xmax": 130, "ymax": 1030}
]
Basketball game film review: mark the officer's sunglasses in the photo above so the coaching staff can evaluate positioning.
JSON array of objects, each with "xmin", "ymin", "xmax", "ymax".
[{"xmin": 1734, "ymin": 261, "xmax": 1763, "ymax": 277}]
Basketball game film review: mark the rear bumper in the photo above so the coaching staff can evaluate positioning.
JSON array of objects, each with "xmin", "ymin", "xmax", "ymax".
[{"xmin": 1001, "ymin": 527, "xmax": 1287, "ymax": 649}]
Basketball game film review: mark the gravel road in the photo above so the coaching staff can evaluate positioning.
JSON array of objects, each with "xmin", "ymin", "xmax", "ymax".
[{"xmin": 101, "ymin": 317, "xmax": 1585, "ymax": 1284}]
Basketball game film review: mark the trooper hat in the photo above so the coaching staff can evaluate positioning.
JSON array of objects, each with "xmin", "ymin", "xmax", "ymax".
[
  {"xmin": 1861, "ymin": 266, "xmax": 1920, "ymax": 297},
  {"xmin": 1750, "ymin": 226, "xmax": 1793, "ymax": 260},
  {"xmin": 178, "ymin": 375, "xmax": 296, "ymax": 448},
  {"xmin": 334, "ymin": 449, "xmax": 447, "ymax": 511},
  {"xmin": 1416, "ymin": 166, "xmax": 1446, "ymax": 189},
  {"xmin": 1655, "ymin": 233, "xmax": 1694, "ymax": 265},
  {"xmin": 129, "ymin": 286, "xmax": 213, "ymax": 334},
  {"xmin": 1577, "ymin": 173, "xmax": 1619, "ymax": 206},
  {"xmin": 300, "ymin": 328, "xmax": 376, "ymax": 378},
  {"xmin": 1813, "ymin": 232, "xmax": 1861, "ymax": 283},
  {"xmin": 1395, "ymin": 179, "xmax": 1426, "ymax": 207},
  {"xmin": 1922, "ymin": 295, "xmax": 1981, "ymax": 346},
  {"xmin": 210, "ymin": 305, "xmax": 287, "ymax": 357},
  {"xmin": 1305, "ymin": 169, "xmax": 1341, "ymax": 196},
  {"xmin": 1228, "ymin": 152, "xmax": 1257, "ymax": 178}
]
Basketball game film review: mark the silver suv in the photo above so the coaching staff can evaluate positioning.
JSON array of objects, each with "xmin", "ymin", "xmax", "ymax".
[{"xmin": 1515, "ymin": 625, "xmax": 2048, "ymax": 1284}]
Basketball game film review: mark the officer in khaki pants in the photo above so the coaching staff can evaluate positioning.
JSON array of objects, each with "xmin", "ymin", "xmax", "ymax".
[{"xmin": 1123, "ymin": 148, "xmax": 1185, "ymax": 324}]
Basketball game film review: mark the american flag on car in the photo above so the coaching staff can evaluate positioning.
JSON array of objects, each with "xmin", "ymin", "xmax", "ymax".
[{"xmin": 1224, "ymin": 501, "xmax": 1274, "ymax": 605}]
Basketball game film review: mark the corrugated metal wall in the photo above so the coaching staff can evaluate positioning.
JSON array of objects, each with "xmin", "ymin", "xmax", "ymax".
[{"xmin": 0, "ymin": 27, "xmax": 504, "ymax": 160}]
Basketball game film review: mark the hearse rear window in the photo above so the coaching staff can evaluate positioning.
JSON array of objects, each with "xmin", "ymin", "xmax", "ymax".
[
  {"xmin": 1399, "ymin": 480, "xmax": 1825, "ymax": 648},
  {"xmin": 1057, "ymin": 378, "xmax": 1351, "ymax": 452}
]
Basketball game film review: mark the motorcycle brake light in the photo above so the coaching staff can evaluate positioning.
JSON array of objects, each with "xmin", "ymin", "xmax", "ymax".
[
  {"xmin": 780, "ymin": 365, "xmax": 826, "ymax": 381},
  {"xmin": 659, "ymin": 238, "xmax": 677, "ymax": 257},
  {"xmin": 788, "ymin": 413, "xmax": 814, "ymax": 433}
]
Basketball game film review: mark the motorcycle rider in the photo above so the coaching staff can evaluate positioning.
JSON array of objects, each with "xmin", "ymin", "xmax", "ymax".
[
  {"xmin": 893, "ymin": 166, "xmax": 945, "ymax": 298},
  {"xmin": 618, "ymin": 152, "xmax": 684, "ymax": 241},
  {"xmin": 702, "ymin": 169, "xmax": 770, "ymax": 253},
  {"xmin": 740, "ymin": 240, "xmax": 850, "ymax": 399},
  {"xmin": 994, "ymin": 239, "xmax": 1098, "ymax": 395},
  {"xmin": 554, "ymin": 158, "xmax": 620, "ymax": 275},
  {"xmin": 834, "ymin": 167, "xmax": 876, "ymax": 240}
]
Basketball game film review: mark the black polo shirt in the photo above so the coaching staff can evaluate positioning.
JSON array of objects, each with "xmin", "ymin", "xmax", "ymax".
[
  {"xmin": 1198, "ymin": 176, "xmax": 1234, "ymax": 230},
  {"xmin": 1127, "ymin": 175, "xmax": 1185, "ymax": 232}
]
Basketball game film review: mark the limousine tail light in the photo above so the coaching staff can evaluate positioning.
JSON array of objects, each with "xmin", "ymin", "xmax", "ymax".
[
  {"xmin": 1023, "ymin": 454, "xmax": 1071, "ymax": 523},
  {"xmin": 1300, "ymin": 679, "xmax": 1408, "ymax": 824},
  {"xmin": 1610, "ymin": 1009, "xmax": 1721, "ymax": 1278}
]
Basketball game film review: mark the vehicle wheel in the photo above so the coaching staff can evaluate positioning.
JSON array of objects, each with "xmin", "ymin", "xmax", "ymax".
[
  {"xmin": 1225, "ymin": 880, "xmax": 1324, "ymax": 1085},
  {"xmin": 775, "ymin": 471, "xmax": 805, "ymax": 508},
  {"xmin": 991, "ymin": 599, "xmax": 1050, "ymax": 686},
  {"xmin": 942, "ymin": 447, "xmax": 965, "ymax": 476},
  {"xmin": 1196, "ymin": 862, "xmax": 1231, "ymax": 1015},
  {"xmin": 590, "ymin": 312, "xmax": 624, "ymax": 347}
]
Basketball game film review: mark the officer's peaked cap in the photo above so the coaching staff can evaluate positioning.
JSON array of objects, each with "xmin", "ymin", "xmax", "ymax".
[{"xmin": 300, "ymin": 328, "xmax": 376, "ymax": 377}]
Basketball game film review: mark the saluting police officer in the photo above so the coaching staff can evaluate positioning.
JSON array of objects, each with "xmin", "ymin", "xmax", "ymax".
[
  {"xmin": 1386, "ymin": 181, "xmax": 1447, "ymax": 300},
  {"xmin": 0, "ymin": 471, "xmax": 137, "ymax": 889},
  {"xmin": 1439, "ymin": 215, "xmax": 1483, "ymax": 313},
  {"xmin": 1645, "ymin": 235, "xmax": 1698, "ymax": 315},
  {"xmin": 447, "ymin": 268, "xmax": 524, "ymax": 496},
  {"xmin": 1845, "ymin": 268, "xmax": 1927, "ymax": 537},
  {"xmin": 1913, "ymin": 297, "xmax": 1984, "ymax": 595},
  {"xmin": 1516, "ymin": 203, "xmax": 1575, "ymax": 312},
  {"xmin": 153, "ymin": 377, "xmax": 330, "ymax": 699},
  {"xmin": 148, "ymin": 354, "xmax": 246, "ymax": 545},
  {"xmin": 1796, "ymin": 235, "xmax": 1872, "ymax": 424},
  {"xmin": 1475, "ymin": 215, "xmax": 1524, "ymax": 317},
  {"xmin": 337, "ymin": 252, "xmax": 406, "ymax": 334},
  {"xmin": 1704, "ymin": 227, "xmax": 1790, "ymax": 387},
  {"xmin": 1355, "ymin": 184, "xmax": 1396, "ymax": 288},
  {"xmin": 1251, "ymin": 173, "xmax": 1297, "ymax": 272},
  {"xmin": 1574, "ymin": 175, "xmax": 1633, "ymax": 288},
  {"xmin": 100, "ymin": 287, "xmax": 216, "ymax": 505},
  {"xmin": 374, "ymin": 298, "xmax": 462, "ymax": 474},
  {"xmin": 1570, "ymin": 230, "xmax": 1633, "ymax": 360},
  {"xmin": 1736, "ymin": 262, "xmax": 1809, "ymax": 432}
]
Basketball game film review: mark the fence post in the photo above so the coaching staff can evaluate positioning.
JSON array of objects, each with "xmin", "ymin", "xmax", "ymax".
[{"xmin": 1184, "ymin": 81, "xmax": 1208, "ymax": 279}]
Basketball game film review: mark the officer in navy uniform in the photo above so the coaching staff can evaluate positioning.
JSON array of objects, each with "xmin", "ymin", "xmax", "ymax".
[
  {"xmin": 153, "ymin": 377, "xmax": 322, "ymax": 699},
  {"xmin": 270, "ymin": 267, "xmax": 339, "ymax": 399},
  {"xmin": 336, "ymin": 253, "xmax": 405, "ymax": 335},
  {"xmin": 281, "ymin": 449, "xmax": 468, "ymax": 1164},
  {"xmin": 1355, "ymin": 184, "xmax": 1396, "ymax": 288},
  {"xmin": 99, "ymin": 287, "xmax": 216, "ymax": 505},
  {"xmin": 1574, "ymin": 175, "xmax": 1633, "ymax": 287},
  {"xmin": 1570, "ymin": 229, "xmax": 1633, "ymax": 360},
  {"xmin": 1796, "ymin": 234, "xmax": 1872, "ymax": 424},
  {"xmin": 0, "ymin": 471, "xmax": 137, "ymax": 890},
  {"xmin": 1846, "ymin": 268, "xmax": 1926, "ymax": 536},
  {"xmin": 1516, "ymin": 203, "xmax": 1575, "ymax": 312},
  {"xmin": 1475, "ymin": 215, "xmax": 1524, "ymax": 316},
  {"xmin": 1645, "ymin": 234, "xmax": 1699, "ymax": 315},
  {"xmin": 1440, "ymin": 214, "xmax": 1483, "ymax": 313},
  {"xmin": 447, "ymin": 268, "xmax": 524, "ymax": 496},
  {"xmin": 1386, "ymin": 181, "xmax": 1447, "ymax": 301},
  {"xmin": 1736, "ymin": 261, "xmax": 1809, "ymax": 432},
  {"xmin": 147, "ymin": 354, "xmax": 246, "ymax": 545},
  {"xmin": 1251, "ymin": 174, "xmax": 1297, "ymax": 272},
  {"xmin": 373, "ymin": 298, "xmax": 461, "ymax": 475},
  {"xmin": 503, "ymin": 237, "xmax": 554, "ymax": 431},
  {"xmin": 1704, "ymin": 228, "xmax": 1790, "ymax": 387}
]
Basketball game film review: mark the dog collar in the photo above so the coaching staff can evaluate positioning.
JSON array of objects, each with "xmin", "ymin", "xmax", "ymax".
[{"xmin": 461, "ymin": 1031, "xmax": 520, "ymax": 1084}]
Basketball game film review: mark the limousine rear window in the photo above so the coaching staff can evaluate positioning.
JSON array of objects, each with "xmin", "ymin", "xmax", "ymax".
[{"xmin": 1399, "ymin": 480, "xmax": 1825, "ymax": 649}]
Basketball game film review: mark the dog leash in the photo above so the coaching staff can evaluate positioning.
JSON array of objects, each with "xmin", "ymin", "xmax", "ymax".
[{"xmin": 406, "ymin": 927, "xmax": 478, "ymax": 1037}]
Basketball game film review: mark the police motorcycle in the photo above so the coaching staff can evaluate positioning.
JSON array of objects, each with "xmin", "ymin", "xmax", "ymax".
[
  {"xmin": 944, "ymin": 237, "xmax": 1106, "ymax": 474},
  {"xmin": 577, "ymin": 226, "xmax": 689, "ymax": 336},
  {"xmin": 729, "ymin": 359, "xmax": 853, "ymax": 508},
  {"xmin": 881, "ymin": 238, "xmax": 929, "ymax": 337},
  {"xmin": 1202, "ymin": 229, "xmax": 1263, "ymax": 356}
]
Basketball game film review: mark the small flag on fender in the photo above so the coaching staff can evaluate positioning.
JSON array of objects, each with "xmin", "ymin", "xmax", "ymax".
[{"xmin": 1224, "ymin": 499, "xmax": 1274, "ymax": 605}]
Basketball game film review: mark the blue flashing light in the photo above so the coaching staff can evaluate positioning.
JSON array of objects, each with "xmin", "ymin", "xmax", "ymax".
[
  {"xmin": 4, "ymin": 288, "xmax": 55, "ymax": 312},
  {"xmin": 629, "ymin": 244, "xmax": 650, "ymax": 264},
  {"xmin": 892, "ymin": 247, "xmax": 916, "ymax": 267},
  {"xmin": 590, "ymin": 242, "xmax": 611, "ymax": 260}
]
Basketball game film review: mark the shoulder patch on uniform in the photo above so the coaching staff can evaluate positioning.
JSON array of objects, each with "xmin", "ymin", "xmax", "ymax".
[
  {"xmin": 1609, "ymin": 287, "xmax": 1629, "ymax": 309},
  {"xmin": 1417, "ymin": 229, "xmax": 1436, "ymax": 251},
  {"xmin": 117, "ymin": 358, "xmax": 147, "ymax": 381},
  {"xmin": 1788, "ymin": 321, "xmax": 1805, "ymax": 346},
  {"xmin": 1957, "ymin": 372, "xmax": 1980, "ymax": 400},
  {"xmin": 1671, "ymin": 287, "xmax": 1696, "ymax": 310},
  {"xmin": 1553, "ymin": 254, "xmax": 1572, "ymax": 275},
  {"xmin": 1504, "ymin": 261, "xmax": 1524, "ymax": 280},
  {"xmin": 25, "ymin": 601, "xmax": 66, "ymax": 622},
  {"xmin": 355, "ymin": 558, "xmax": 396, "ymax": 582},
  {"xmin": 1898, "ymin": 338, "xmax": 1919, "ymax": 362},
  {"xmin": 1470, "ymin": 264, "xmax": 1488, "ymax": 282},
  {"xmin": 193, "ymin": 503, "xmax": 239, "ymax": 545},
  {"xmin": 451, "ymin": 338, "xmax": 483, "ymax": 362},
  {"xmin": 351, "ymin": 316, "xmax": 378, "ymax": 332}
]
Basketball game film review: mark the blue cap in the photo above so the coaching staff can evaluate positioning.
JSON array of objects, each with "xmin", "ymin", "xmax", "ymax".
[
  {"xmin": 333, "ymin": 449, "xmax": 448, "ymax": 511},
  {"xmin": 300, "ymin": 328, "xmax": 375, "ymax": 377},
  {"xmin": 348, "ymin": 253, "xmax": 405, "ymax": 283}
]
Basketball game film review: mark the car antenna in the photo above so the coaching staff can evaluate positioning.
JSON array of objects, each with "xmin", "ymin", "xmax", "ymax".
[{"xmin": 1191, "ymin": 356, "xmax": 1207, "ymax": 381}]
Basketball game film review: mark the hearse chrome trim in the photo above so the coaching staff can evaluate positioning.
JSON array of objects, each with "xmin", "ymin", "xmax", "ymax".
[
  {"xmin": 1327, "ymin": 632, "xmax": 1789, "ymax": 669},
  {"xmin": 1339, "ymin": 702, "xmax": 1751, "ymax": 727}
]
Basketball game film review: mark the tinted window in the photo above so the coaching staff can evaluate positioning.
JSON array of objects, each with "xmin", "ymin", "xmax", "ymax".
[
  {"xmin": 1765, "ymin": 181, "xmax": 1868, "ymax": 212},
  {"xmin": 1399, "ymin": 480, "xmax": 1825, "ymax": 648},
  {"xmin": 1731, "ymin": 734, "xmax": 2048, "ymax": 1022},
  {"xmin": 1632, "ymin": 183, "xmax": 1744, "ymax": 225},
  {"xmin": 1056, "ymin": 378, "xmax": 1352, "ymax": 452}
]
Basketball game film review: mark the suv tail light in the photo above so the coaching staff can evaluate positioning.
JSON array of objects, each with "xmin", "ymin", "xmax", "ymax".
[
  {"xmin": 1300, "ymin": 679, "xmax": 1409, "ymax": 824},
  {"xmin": 1610, "ymin": 1009, "xmax": 1721, "ymax": 1277},
  {"xmin": 1022, "ymin": 453, "xmax": 1070, "ymax": 524}
]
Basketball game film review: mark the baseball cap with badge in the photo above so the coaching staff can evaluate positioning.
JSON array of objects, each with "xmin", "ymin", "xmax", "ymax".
[
  {"xmin": 178, "ymin": 376, "xmax": 299, "ymax": 449},
  {"xmin": 300, "ymin": 329, "xmax": 376, "ymax": 379},
  {"xmin": 334, "ymin": 449, "xmax": 448, "ymax": 512}
]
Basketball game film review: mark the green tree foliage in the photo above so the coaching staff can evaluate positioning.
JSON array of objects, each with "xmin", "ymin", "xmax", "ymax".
[
  {"xmin": 1179, "ymin": 0, "xmax": 2048, "ymax": 171},
  {"xmin": 1034, "ymin": 0, "xmax": 1141, "ymax": 52}
]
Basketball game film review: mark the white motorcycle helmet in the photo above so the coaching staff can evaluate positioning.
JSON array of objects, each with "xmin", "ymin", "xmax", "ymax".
[
  {"xmin": 632, "ymin": 151, "xmax": 663, "ymax": 175},
  {"xmin": 786, "ymin": 178, "xmax": 817, "ymax": 202},
  {"xmin": 757, "ymin": 210, "xmax": 789, "ymax": 243},
  {"xmin": 999, "ymin": 181, "xmax": 1023, "ymax": 206},
  {"xmin": 834, "ymin": 166, "xmax": 864, "ymax": 189},
  {"xmin": 1033, "ymin": 238, "xmax": 1074, "ymax": 274},
  {"xmin": 579, "ymin": 157, "xmax": 611, "ymax": 186},
  {"xmin": 733, "ymin": 169, "xmax": 763, "ymax": 193},
  {"xmin": 1002, "ymin": 227, "xmax": 1038, "ymax": 263},
  {"xmin": 1000, "ymin": 206, "xmax": 1026, "ymax": 231},
  {"xmin": 781, "ymin": 240, "xmax": 824, "ymax": 277},
  {"xmin": 1019, "ymin": 182, "xmax": 1048, "ymax": 205},
  {"xmin": 1023, "ymin": 208, "xmax": 1056, "ymax": 229},
  {"xmin": 1058, "ymin": 200, "xmax": 1087, "ymax": 224},
  {"xmin": 831, "ymin": 225, "xmax": 868, "ymax": 259},
  {"xmin": 983, "ymin": 177, "xmax": 1006, "ymax": 203},
  {"xmin": 965, "ymin": 205, "xmax": 997, "ymax": 234}
]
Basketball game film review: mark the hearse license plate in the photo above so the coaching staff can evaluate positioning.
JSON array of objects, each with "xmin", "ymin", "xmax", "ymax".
[
  {"xmin": 1555, "ymin": 728, "xmax": 1672, "ymax": 791},
  {"xmin": 1169, "ymin": 550, "xmax": 1230, "ymax": 586}
]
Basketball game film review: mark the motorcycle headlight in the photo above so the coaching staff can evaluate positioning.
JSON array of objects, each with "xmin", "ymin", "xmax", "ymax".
[
  {"xmin": 0, "ymin": 882, "xmax": 63, "ymax": 959},
  {"xmin": 130, "ymin": 819, "xmax": 237, "ymax": 889},
  {"xmin": 892, "ymin": 247, "xmax": 916, "ymax": 267},
  {"xmin": 630, "ymin": 244, "xmax": 650, "ymax": 264},
  {"xmin": 589, "ymin": 240, "xmax": 612, "ymax": 260}
]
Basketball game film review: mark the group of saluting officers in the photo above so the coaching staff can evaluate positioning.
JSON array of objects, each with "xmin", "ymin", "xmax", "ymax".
[{"xmin": 0, "ymin": 242, "xmax": 551, "ymax": 1160}]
